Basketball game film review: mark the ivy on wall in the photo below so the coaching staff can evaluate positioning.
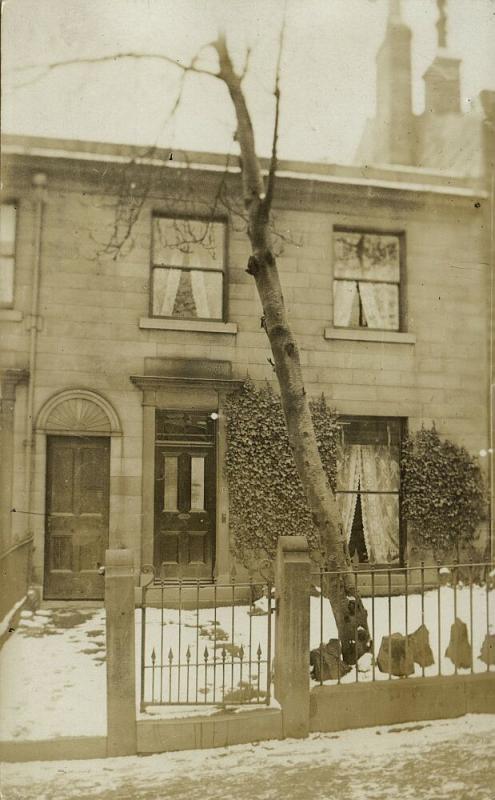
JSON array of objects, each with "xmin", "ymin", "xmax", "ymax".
[
  {"xmin": 224, "ymin": 380, "xmax": 340, "ymax": 566},
  {"xmin": 401, "ymin": 426, "xmax": 485, "ymax": 556}
]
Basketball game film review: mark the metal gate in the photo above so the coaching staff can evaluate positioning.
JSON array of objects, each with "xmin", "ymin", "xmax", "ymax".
[{"xmin": 139, "ymin": 566, "xmax": 273, "ymax": 710}]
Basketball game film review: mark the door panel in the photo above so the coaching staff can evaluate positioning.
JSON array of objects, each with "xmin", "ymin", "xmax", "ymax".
[
  {"xmin": 44, "ymin": 436, "xmax": 110, "ymax": 599},
  {"xmin": 154, "ymin": 437, "xmax": 216, "ymax": 581}
]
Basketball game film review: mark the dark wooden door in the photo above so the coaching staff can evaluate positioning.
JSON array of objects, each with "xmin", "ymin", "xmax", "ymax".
[
  {"xmin": 154, "ymin": 445, "xmax": 216, "ymax": 580},
  {"xmin": 44, "ymin": 436, "xmax": 110, "ymax": 599}
]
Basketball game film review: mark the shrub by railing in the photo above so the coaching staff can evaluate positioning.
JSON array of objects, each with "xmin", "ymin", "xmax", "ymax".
[
  {"xmin": 224, "ymin": 379, "xmax": 339, "ymax": 565},
  {"xmin": 401, "ymin": 426, "xmax": 486, "ymax": 557}
]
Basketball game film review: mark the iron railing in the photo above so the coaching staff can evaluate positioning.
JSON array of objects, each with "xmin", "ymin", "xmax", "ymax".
[
  {"xmin": 311, "ymin": 560, "xmax": 494, "ymax": 686},
  {"xmin": 139, "ymin": 566, "xmax": 273, "ymax": 710}
]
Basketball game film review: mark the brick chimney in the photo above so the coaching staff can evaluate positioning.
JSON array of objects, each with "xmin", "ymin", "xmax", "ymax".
[
  {"xmin": 423, "ymin": 0, "xmax": 461, "ymax": 114},
  {"xmin": 374, "ymin": 0, "xmax": 414, "ymax": 164},
  {"xmin": 423, "ymin": 57, "xmax": 461, "ymax": 114}
]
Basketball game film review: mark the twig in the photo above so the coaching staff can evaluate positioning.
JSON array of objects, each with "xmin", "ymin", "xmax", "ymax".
[
  {"xmin": 263, "ymin": 8, "xmax": 287, "ymax": 214},
  {"xmin": 240, "ymin": 47, "xmax": 253, "ymax": 82}
]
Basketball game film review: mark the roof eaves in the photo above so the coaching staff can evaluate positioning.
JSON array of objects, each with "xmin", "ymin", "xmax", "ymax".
[{"xmin": 2, "ymin": 142, "xmax": 486, "ymax": 199}]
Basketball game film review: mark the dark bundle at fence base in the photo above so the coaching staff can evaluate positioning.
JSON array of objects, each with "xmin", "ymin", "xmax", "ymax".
[
  {"xmin": 377, "ymin": 633, "xmax": 415, "ymax": 677},
  {"xmin": 479, "ymin": 634, "xmax": 495, "ymax": 666},
  {"xmin": 310, "ymin": 640, "xmax": 352, "ymax": 682},
  {"xmin": 407, "ymin": 624, "xmax": 434, "ymax": 668},
  {"xmin": 445, "ymin": 618, "xmax": 472, "ymax": 669}
]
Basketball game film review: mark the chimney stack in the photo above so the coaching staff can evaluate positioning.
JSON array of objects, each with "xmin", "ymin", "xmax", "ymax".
[
  {"xmin": 423, "ymin": 0, "xmax": 461, "ymax": 114},
  {"xmin": 374, "ymin": 0, "xmax": 414, "ymax": 164}
]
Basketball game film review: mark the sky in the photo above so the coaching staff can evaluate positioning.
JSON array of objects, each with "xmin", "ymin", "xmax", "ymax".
[{"xmin": 2, "ymin": 0, "xmax": 495, "ymax": 164}]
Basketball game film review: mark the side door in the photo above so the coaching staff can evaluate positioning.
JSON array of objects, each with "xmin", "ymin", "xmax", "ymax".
[{"xmin": 44, "ymin": 435, "xmax": 110, "ymax": 599}]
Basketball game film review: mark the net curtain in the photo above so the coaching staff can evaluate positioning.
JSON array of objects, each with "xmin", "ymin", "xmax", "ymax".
[
  {"xmin": 337, "ymin": 445, "xmax": 400, "ymax": 563},
  {"xmin": 334, "ymin": 280, "xmax": 399, "ymax": 330}
]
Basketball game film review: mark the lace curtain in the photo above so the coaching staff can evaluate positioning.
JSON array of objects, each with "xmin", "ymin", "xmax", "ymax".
[
  {"xmin": 337, "ymin": 444, "xmax": 400, "ymax": 563},
  {"xmin": 358, "ymin": 283, "xmax": 399, "ymax": 330},
  {"xmin": 152, "ymin": 218, "xmax": 224, "ymax": 319},
  {"xmin": 333, "ymin": 280, "xmax": 399, "ymax": 330}
]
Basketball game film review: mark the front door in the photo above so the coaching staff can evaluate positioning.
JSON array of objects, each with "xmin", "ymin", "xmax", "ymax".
[
  {"xmin": 154, "ymin": 411, "xmax": 216, "ymax": 580},
  {"xmin": 44, "ymin": 435, "xmax": 110, "ymax": 599}
]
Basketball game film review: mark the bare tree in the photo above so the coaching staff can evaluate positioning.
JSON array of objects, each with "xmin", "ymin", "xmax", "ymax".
[
  {"xmin": 211, "ymin": 34, "xmax": 370, "ymax": 662},
  {"xmin": 18, "ymin": 27, "xmax": 370, "ymax": 663}
]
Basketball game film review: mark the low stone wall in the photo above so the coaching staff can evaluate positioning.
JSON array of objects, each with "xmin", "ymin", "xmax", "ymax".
[
  {"xmin": 309, "ymin": 673, "xmax": 495, "ymax": 733},
  {"xmin": 137, "ymin": 708, "xmax": 283, "ymax": 754},
  {"xmin": 134, "ymin": 584, "xmax": 253, "ymax": 609},
  {"xmin": 0, "ymin": 538, "xmax": 30, "ymax": 629},
  {"xmin": 0, "ymin": 736, "xmax": 107, "ymax": 763}
]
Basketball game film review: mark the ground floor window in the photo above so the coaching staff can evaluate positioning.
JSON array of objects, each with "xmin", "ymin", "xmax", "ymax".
[{"xmin": 336, "ymin": 416, "xmax": 402, "ymax": 564}]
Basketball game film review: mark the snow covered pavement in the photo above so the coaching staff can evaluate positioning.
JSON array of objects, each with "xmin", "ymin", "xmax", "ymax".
[{"xmin": 2, "ymin": 715, "xmax": 494, "ymax": 800}]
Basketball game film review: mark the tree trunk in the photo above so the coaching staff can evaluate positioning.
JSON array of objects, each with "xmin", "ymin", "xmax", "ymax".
[{"xmin": 215, "ymin": 38, "xmax": 370, "ymax": 662}]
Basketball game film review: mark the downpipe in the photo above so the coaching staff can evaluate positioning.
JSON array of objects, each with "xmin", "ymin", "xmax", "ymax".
[{"xmin": 24, "ymin": 172, "xmax": 47, "ymax": 585}]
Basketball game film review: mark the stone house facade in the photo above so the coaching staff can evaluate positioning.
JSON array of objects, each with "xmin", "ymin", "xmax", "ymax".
[{"xmin": 1, "ymin": 6, "xmax": 493, "ymax": 606}]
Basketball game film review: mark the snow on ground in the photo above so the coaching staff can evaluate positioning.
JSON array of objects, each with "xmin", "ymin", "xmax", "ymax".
[
  {"xmin": 310, "ymin": 582, "xmax": 494, "ymax": 683},
  {"xmin": 2, "ymin": 715, "xmax": 495, "ymax": 800},
  {"xmin": 0, "ymin": 584, "xmax": 493, "ymax": 741},
  {"xmin": 139, "ymin": 599, "xmax": 273, "ymax": 708},
  {"xmin": 0, "ymin": 607, "xmax": 107, "ymax": 740},
  {"xmin": 140, "ymin": 583, "xmax": 494, "ymax": 707}
]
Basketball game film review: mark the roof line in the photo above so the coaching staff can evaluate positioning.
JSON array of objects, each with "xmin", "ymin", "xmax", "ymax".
[{"xmin": 2, "ymin": 143, "xmax": 486, "ymax": 199}]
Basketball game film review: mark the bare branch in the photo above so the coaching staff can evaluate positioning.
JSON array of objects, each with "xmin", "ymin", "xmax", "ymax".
[
  {"xmin": 69, "ymin": 40, "xmax": 221, "ymax": 261},
  {"xmin": 240, "ymin": 46, "xmax": 253, "ymax": 82},
  {"xmin": 15, "ymin": 50, "xmax": 220, "ymax": 89},
  {"xmin": 213, "ymin": 34, "xmax": 265, "ymax": 211},
  {"xmin": 264, "ymin": 10, "xmax": 287, "ymax": 214}
]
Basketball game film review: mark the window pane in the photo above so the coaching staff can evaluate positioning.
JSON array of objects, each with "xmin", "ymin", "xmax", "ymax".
[
  {"xmin": 361, "ymin": 493, "xmax": 399, "ymax": 563},
  {"xmin": 334, "ymin": 232, "xmax": 400, "ymax": 282},
  {"xmin": 336, "ymin": 491, "xmax": 399, "ymax": 564},
  {"xmin": 333, "ymin": 280, "xmax": 360, "ymax": 327},
  {"xmin": 156, "ymin": 411, "xmax": 215, "ymax": 443},
  {"xmin": 0, "ymin": 205, "xmax": 16, "ymax": 257},
  {"xmin": 336, "ymin": 420, "xmax": 401, "ymax": 492},
  {"xmin": 339, "ymin": 417, "xmax": 402, "ymax": 447},
  {"xmin": 0, "ymin": 257, "xmax": 14, "ymax": 305},
  {"xmin": 163, "ymin": 456, "xmax": 178, "ymax": 510},
  {"xmin": 360, "ymin": 444, "xmax": 399, "ymax": 492},
  {"xmin": 152, "ymin": 267, "xmax": 222, "ymax": 319},
  {"xmin": 335, "ymin": 416, "xmax": 401, "ymax": 563},
  {"xmin": 359, "ymin": 282, "xmax": 399, "ymax": 330},
  {"xmin": 190, "ymin": 457, "xmax": 205, "ymax": 511},
  {"xmin": 153, "ymin": 218, "xmax": 224, "ymax": 270}
]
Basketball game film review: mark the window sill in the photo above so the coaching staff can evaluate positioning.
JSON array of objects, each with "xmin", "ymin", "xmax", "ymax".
[
  {"xmin": 0, "ymin": 309, "xmax": 23, "ymax": 322},
  {"xmin": 139, "ymin": 317, "xmax": 238, "ymax": 335},
  {"xmin": 324, "ymin": 328, "xmax": 415, "ymax": 345}
]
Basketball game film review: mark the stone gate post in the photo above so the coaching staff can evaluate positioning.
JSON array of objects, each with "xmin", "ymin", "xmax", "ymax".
[
  {"xmin": 274, "ymin": 535, "xmax": 311, "ymax": 738},
  {"xmin": 105, "ymin": 548, "xmax": 137, "ymax": 756}
]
